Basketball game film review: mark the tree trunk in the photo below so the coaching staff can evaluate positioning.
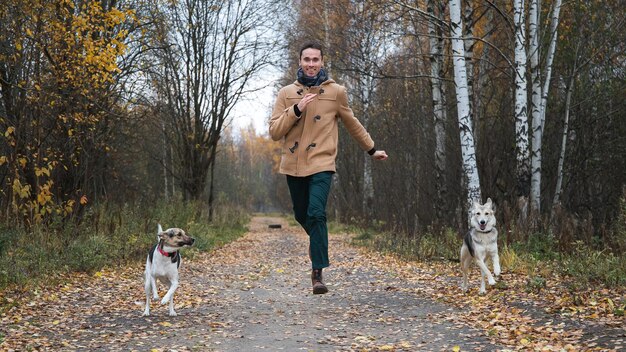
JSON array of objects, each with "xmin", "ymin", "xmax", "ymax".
[
  {"xmin": 449, "ymin": 0, "xmax": 481, "ymax": 207},
  {"xmin": 540, "ymin": 0, "xmax": 563, "ymax": 132},
  {"xmin": 553, "ymin": 73, "xmax": 574, "ymax": 208},
  {"xmin": 514, "ymin": 0, "xmax": 530, "ymax": 199},
  {"xmin": 463, "ymin": 0, "xmax": 476, "ymax": 139},
  {"xmin": 428, "ymin": 0, "xmax": 448, "ymax": 205},
  {"xmin": 529, "ymin": 0, "xmax": 542, "ymax": 213}
]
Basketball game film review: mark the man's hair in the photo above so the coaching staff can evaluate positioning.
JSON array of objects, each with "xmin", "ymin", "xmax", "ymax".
[{"xmin": 299, "ymin": 41, "xmax": 324, "ymax": 59}]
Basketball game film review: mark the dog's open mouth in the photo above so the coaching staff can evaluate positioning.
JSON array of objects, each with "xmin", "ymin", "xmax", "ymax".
[{"xmin": 479, "ymin": 224, "xmax": 487, "ymax": 231}]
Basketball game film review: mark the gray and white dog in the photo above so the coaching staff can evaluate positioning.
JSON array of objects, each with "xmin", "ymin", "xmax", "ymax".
[
  {"xmin": 143, "ymin": 224, "xmax": 195, "ymax": 316},
  {"xmin": 460, "ymin": 198, "xmax": 501, "ymax": 294}
]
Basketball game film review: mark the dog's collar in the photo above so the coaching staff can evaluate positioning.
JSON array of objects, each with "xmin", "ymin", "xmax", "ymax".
[
  {"xmin": 475, "ymin": 228, "xmax": 495, "ymax": 234},
  {"xmin": 157, "ymin": 244, "xmax": 178, "ymax": 257}
]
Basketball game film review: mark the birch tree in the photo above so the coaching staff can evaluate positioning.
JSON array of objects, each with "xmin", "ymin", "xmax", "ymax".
[
  {"xmin": 449, "ymin": 0, "xmax": 481, "ymax": 206},
  {"xmin": 513, "ymin": 0, "xmax": 530, "ymax": 201},
  {"xmin": 427, "ymin": 0, "xmax": 448, "ymax": 204},
  {"xmin": 528, "ymin": 0, "xmax": 542, "ymax": 212},
  {"xmin": 529, "ymin": 0, "xmax": 562, "ymax": 212},
  {"xmin": 552, "ymin": 72, "xmax": 574, "ymax": 207}
]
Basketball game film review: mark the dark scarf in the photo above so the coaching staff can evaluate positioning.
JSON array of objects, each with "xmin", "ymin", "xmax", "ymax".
[{"xmin": 297, "ymin": 67, "xmax": 328, "ymax": 87}]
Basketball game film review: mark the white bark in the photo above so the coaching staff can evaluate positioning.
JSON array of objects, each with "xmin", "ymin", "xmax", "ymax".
[
  {"xmin": 553, "ymin": 73, "xmax": 574, "ymax": 207},
  {"xmin": 163, "ymin": 120, "xmax": 169, "ymax": 200},
  {"xmin": 428, "ymin": 0, "xmax": 447, "ymax": 202},
  {"xmin": 463, "ymin": 0, "xmax": 476, "ymax": 138},
  {"xmin": 529, "ymin": 0, "xmax": 542, "ymax": 212},
  {"xmin": 540, "ymin": 0, "xmax": 562, "ymax": 132},
  {"xmin": 322, "ymin": 0, "xmax": 332, "ymax": 72},
  {"xmin": 449, "ymin": 0, "xmax": 481, "ymax": 205},
  {"xmin": 474, "ymin": 7, "xmax": 493, "ymax": 140},
  {"xmin": 514, "ymin": 0, "xmax": 530, "ymax": 196}
]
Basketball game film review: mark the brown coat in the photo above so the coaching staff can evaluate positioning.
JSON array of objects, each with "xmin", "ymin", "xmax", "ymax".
[{"xmin": 269, "ymin": 79, "xmax": 375, "ymax": 177}]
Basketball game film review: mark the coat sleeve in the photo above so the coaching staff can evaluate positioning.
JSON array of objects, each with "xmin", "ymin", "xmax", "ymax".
[
  {"xmin": 269, "ymin": 87, "xmax": 299, "ymax": 141},
  {"xmin": 336, "ymin": 86, "xmax": 375, "ymax": 151}
]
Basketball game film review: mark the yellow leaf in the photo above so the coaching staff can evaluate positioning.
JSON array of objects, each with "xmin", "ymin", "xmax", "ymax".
[
  {"xmin": 0, "ymin": 156, "xmax": 7, "ymax": 165},
  {"xmin": 80, "ymin": 195, "xmax": 88, "ymax": 205},
  {"xmin": 607, "ymin": 298, "xmax": 615, "ymax": 310},
  {"xmin": 5, "ymin": 126, "xmax": 14, "ymax": 137},
  {"xmin": 94, "ymin": 271, "xmax": 103, "ymax": 277},
  {"xmin": 379, "ymin": 346, "xmax": 394, "ymax": 351},
  {"xmin": 52, "ymin": 320, "xmax": 60, "ymax": 325},
  {"xmin": 520, "ymin": 338, "xmax": 530, "ymax": 345},
  {"xmin": 452, "ymin": 346, "xmax": 461, "ymax": 352},
  {"xmin": 158, "ymin": 322, "xmax": 172, "ymax": 327}
]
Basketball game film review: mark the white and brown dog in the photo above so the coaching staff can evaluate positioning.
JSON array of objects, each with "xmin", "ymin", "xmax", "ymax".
[
  {"xmin": 143, "ymin": 224, "xmax": 194, "ymax": 316},
  {"xmin": 460, "ymin": 198, "xmax": 501, "ymax": 294}
]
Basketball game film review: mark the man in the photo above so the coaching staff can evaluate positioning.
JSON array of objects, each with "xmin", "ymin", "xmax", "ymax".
[{"xmin": 269, "ymin": 41, "xmax": 388, "ymax": 294}]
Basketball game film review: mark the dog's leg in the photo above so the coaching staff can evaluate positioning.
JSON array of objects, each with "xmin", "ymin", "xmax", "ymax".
[
  {"xmin": 161, "ymin": 279, "xmax": 178, "ymax": 316},
  {"xmin": 475, "ymin": 255, "xmax": 496, "ymax": 287},
  {"xmin": 143, "ymin": 266, "xmax": 151, "ymax": 316},
  {"xmin": 167, "ymin": 291, "xmax": 177, "ymax": 317},
  {"xmin": 460, "ymin": 246, "xmax": 471, "ymax": 292},
  {"xmin": 478, "ymin": 266, "xmax": 487, "ymax": 294},
  {"xmin": 492, "ymin": 249, "xmax": 501, "ymax": 276},
  {"xmin": 150, "ymin": 275, "xmax": 159, "ymax": 300}
]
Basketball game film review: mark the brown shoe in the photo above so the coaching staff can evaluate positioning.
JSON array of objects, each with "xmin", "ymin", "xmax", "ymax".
[{"xmin": 311, "ymin": 269, "xmax": 328, "ymax": 294}]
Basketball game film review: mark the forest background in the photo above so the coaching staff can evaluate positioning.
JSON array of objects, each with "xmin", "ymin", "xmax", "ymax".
[{"xmin": 0, "ymin": 0, "xmax": 624, "ymax": 290}]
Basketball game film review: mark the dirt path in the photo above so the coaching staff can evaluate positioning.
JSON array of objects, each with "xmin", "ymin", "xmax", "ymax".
[{"xmin": 1, "ymin": 216, "xmax": 623, "ymax": 351}]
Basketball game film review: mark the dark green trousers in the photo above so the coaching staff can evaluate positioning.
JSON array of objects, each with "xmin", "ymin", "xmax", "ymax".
[{"xmin": 286, "ymin": 171, "xmax": 333, "ymax": 270}]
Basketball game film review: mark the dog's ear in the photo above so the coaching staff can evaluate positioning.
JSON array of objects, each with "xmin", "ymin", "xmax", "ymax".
[
  {"xmin": 158, "ymin": 230, "xmax": 170, "ymax": 240},
  {"xmin": 485, "ymin": 198, "xmax": 495, "ymax": 212}
]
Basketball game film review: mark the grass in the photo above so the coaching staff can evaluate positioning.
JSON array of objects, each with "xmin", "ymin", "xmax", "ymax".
[
  {"xmin": 351, "ymin": 226, "xmax": 626, "ymax": 289},
  {"xmin": 351, "ymin": 226, "xmax": 460, "ymax": 262},
  {"xmin": 0, "ymin": 201, "xmax": 249, "ymax": 291}
]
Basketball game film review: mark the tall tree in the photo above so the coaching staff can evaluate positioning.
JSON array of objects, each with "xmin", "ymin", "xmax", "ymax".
[
  {"xmin": 0, "ymin": 0, "xmax": 135, "ymax": 224},
  {"xmin": 513, "ymin": 0, "xmax": 530, "ymax": 206},
  {"xmin": 529, "ymin": 0, "xmax": 562, "ymax": 213},
  {"xmin": 146, "ymin": 0, "xmax": 279, "ymax": 216},
  {"xmin": 449, "ymin": 0, "xmax": 481, "ymax": 206},
  {"xmin": 427, "ymin": 0, "xmax": 448, "ymax": 205}
]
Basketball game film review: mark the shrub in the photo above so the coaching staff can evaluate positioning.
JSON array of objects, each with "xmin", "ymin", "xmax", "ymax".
[{"xmin": 0, "ymin": 200, "xmax": 248, "ymax": 290}]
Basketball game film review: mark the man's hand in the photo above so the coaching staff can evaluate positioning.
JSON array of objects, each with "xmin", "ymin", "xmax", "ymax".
[
  {"xmin": 297, "ymin": 93, "xmax": 317, "ymax": 113},
  {"xmin": 372, "ymin": 150, "xmax": 388, "ymax": 160}
]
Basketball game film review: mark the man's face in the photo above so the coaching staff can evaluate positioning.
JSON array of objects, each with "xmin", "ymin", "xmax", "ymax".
[{"xmin": 299, "ymin": 48, "xmax": 323, "ymax": 77}]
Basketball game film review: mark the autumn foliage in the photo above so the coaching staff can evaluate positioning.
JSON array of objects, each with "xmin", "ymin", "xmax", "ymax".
[{"xmin": 0, "ymin": 0, "xmax": 135, "ymax": 225}]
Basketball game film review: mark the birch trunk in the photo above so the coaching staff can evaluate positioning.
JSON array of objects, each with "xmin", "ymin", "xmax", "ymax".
[
  {"xmin": 474, "ymin": 7, "xmax": 493, "ymax": 140},
  {"xmin": 540, "ymin": 0, "xmax": 562, "ymax": 132},
  {"xmin": 463, "ymin": 0, "xmax": 476, "ymax": 139},
  {"xmin": 362, "ymin": 88, "xmax": 374, "ymax": 217},
  {"xmin": 514, "ymin": 0, "xmax": 530, "ymax": 197},
  {"xmin": 322, "ymin": 0, "xmax": 332, "ymax": 72},
  {"xmin": 552, "ymin": 73, "xmax": 574, "ymax": 207},
  {"xmin": 428, "ymin": 0, "xmax": 448, "ymax": 204},
  {"xmin": 162, "ymin": 120, "xmax": 169, "ymax": 200},
  {"xmin": 529, "ymin": 0, "xmax": 542, "ymax": 212},
  {"xmin": 449, "ymin": 0, "xmax": 481, "ymax": 206}
]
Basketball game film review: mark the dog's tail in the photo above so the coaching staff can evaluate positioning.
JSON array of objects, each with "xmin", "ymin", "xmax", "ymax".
[{"xmin": 157, "ymin": 223, "xmax": 163, "ymax": 241}]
